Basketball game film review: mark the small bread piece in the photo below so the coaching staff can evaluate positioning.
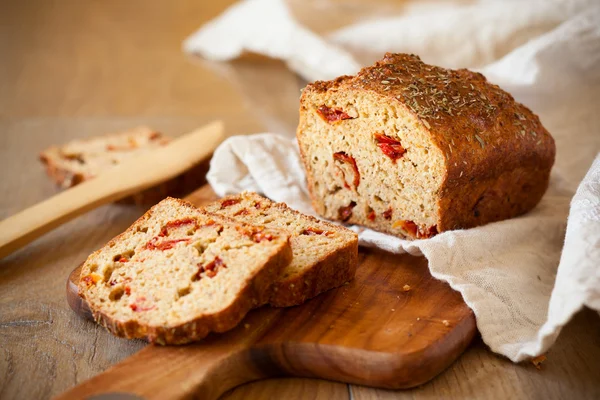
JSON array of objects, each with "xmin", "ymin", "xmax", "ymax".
[
  {"xmin": 204, "ymin": 192, "xmax": 358, "ymax": 307},
  {"xmin": 297, "ymin": 53, "xmax": 555, "ymax": 239},
  {"xmin": 79, "ymin": 197, "xmax": 292, "ymax": 345},
  {"xmin": 40, "ymin": 126, "xmax": 169, "ymax": 188},
  {"xmin": 39, "ymin": 127, "xmax": 207, "ymax": 205}
]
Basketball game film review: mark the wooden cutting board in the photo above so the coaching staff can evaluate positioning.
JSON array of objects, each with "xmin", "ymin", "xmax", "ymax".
[{"xmin": 57, "ymin": 185, "xmax": 477, "ymax": 400}]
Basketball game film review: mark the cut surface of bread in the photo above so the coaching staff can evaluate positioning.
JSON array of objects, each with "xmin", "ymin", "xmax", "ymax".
[
  {"xmin": 204, "ymin": 192, "xmax": 359, "ymax": 307},
  {"xmin": 78, "ymin": 197, "xmax": 292, "ymax": 345},
  {"xmin": 297, "ymin": 53, "xmax": 555, "ymax": 239}
]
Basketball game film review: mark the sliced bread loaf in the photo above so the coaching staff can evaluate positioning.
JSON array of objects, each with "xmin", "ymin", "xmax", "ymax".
[
  {"xmin": 297, "ymin": 53, "xmax": 555, "ymax": 239},
  {"xmin": 78, "ymin": 197, "xmax": 292, "ymax": 345},
  {"xmin": 204, "ymin": 192, "xmax": 358, "ymax": 307}
]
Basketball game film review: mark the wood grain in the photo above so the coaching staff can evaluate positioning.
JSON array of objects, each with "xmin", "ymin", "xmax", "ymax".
[
  {"xmin": 58, "ymin": 186, "xmax": 476, "ymax": 399},
  {"xmin": 2, "ymin": 1, "xmax": 600, "ymax": 400}
]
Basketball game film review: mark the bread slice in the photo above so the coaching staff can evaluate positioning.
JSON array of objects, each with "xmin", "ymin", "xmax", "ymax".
[
  {"xmin": 78, "ymin": 197, "xmax": 292, "ymax": 345},
  {"xmin": 297, "ymin": 53, "xmax": 555, "ymax": 239},
  {"xmin": 39, "ymin": 126, "xmax": 207, "ymax": 205},
  {"xmin": 40, "ymin": 126, "xmax": 169, "ymax": 188},
  {"xmin": 204, "ymin": 192, "xmax": 358, "ymax": 307}
]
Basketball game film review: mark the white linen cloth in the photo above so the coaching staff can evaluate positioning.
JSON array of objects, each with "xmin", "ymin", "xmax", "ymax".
[{"xmin": 185, "ymin": 0, "xmax": 600, "ymax": 362}]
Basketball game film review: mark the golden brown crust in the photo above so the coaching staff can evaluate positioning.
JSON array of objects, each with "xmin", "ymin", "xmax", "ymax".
[
  {"xmin": 268, "ymin": 237, "xmax": 357, "ymax": 307},
  {"xmin": 268, "ymin": 200, "xmax": 358, "ymax": 307},
  {"xmin": 79, "ymin": 197, "xmax": 293, "ymax": 345},
  {"xmin": 300, "ymin": 53, "xmax": 555, "ymax": 235}
]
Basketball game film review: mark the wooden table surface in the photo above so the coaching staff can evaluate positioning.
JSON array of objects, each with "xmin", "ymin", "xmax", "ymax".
[{"xmin": 1, "ymin": 1, "xmax": 599, "ymax": 399}]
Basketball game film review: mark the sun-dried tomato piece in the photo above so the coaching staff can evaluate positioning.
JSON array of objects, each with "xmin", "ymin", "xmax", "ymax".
[
  {"xmin": 367, "ymin": 210, "xmax": 376, "ymax": 221},
  {"xmin": 383, "ymin": 207, "xmax": 393, "ymax": 220},
  {"xmin": 205, "ymin": 257, "xmax": 224, "ymax": 271},
  {"xmin": 81, "ymin": 274, "xmax": 101, "ymax": 287},
  {"xmin": 417, "ymin": 225, "xmax": 438, "ymax": 239},
  {"xmin": 252, "ymin": 231, "xmax": 274, "ymax": 243},
  {"xmin": 234, "ymin": 209, "xmax": 250, "ymax": 216},
  {"xmin": 317, "ymin": 105, "xmax": 354, "ymax": 124},
  {"xmin": 338, "ymin": 201, "xmax": 357, "ymax": 222},
  {"xmin": 129, "ymin": 303, "xmax": 154, "ymax": 312},
  {"xmin": 145, "ymin": 237, "xmax": 190, "ymax": 251},
  {"xmin": 129, "ymin": 297, "xmax": 155, "ymax": 312},
  {"xmin": 205, "ymin": 270, "xmax": 217, "ymax": 278},
  {"xmin": 117, "ymin": 257, "xmax": 128, "ymax": 263},
  {"xmin": 374, "ymin": 133, "xmax": 406, "ymax": 161},
  {"xmin": 221, "ymin": 198, "xmax": 241, "ymax": 208},
  {"xmin": 149, "ymin": 131, "xmax": 162, "ymax": 141},
  {"xmin": 235, "ymin": 226, "xmax": 274, "ymax": 243},
  {"xmin": 195, "ymin": 256, "xmax": 226, "ymax": 280},
  {"xmin": 393, "ymin": 220, "xmax": 418, "ymax": 237},
  {"xmin": 159, "ymin": 218, "xmax": 198, "ymax": 237},
  {"xmin": 333, "ymin": 151, "xmax": 360, "ymax": 189},
  {"xmin": 124, "ymin": 286, "xmax": 131, "ymax": 296},
  {"xmin": 301, "ymin": 227, "xmax": 333, "ymax": 236}
]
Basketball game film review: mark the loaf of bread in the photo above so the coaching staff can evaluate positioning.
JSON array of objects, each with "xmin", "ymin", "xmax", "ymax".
[
  {"xmin": 204, "ymin": 192, "xmax": 358, "ymax": 307},
  {"xmin": 78, "ymin": 197, "xmax": 292, "ymax": 345},
  {"xmin": 297, "ymin": 53, "xmax": 555, "ymax": 239},
  {"xmin": 39, "ymin": 127, "xmax": 207, "ymax": 205}
]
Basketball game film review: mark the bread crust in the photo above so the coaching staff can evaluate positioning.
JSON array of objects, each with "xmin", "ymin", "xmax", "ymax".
[
  {"xmin": 298, "ymin": 53, "xmax": 555, "ymax": 236},
  {"xmin": 79, "ymin": 197, "xmax": 292, "ymax": 345},
  {"xmin": 207, "ymin": 193, "xmax": 359, "ymax": 307},
  {"xmin": 268, "ymin": 236, "xmax": 357, "ymax": 307}
]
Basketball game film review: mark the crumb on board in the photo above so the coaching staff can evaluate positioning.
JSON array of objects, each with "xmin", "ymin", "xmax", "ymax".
[
  {"xmin": 416, "ymin": 317, "xmax": 421, "ymax": 321},
  {"xmin": 391, "ymin": 309, "xmax": 395, "ymax": 312},
  {"xmin": 403, "ymin": 284, "xmax": 411, "ymax": 292},
  {"xmin": 244, "ymin": 324, "xmax": 250, "ymax": 329},
  {"xmin": 531, "ymin": 355, "xmax": 547, "ymax": 370},
  {"xmin": 443, "ymin": 320, "xmax": 450, "ymax": 327}
]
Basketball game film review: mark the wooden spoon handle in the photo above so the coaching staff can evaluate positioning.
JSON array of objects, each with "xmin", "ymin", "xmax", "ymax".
[{"xmin": 0, "ymin": 121, "xmax": 224, "ymax": 260}]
